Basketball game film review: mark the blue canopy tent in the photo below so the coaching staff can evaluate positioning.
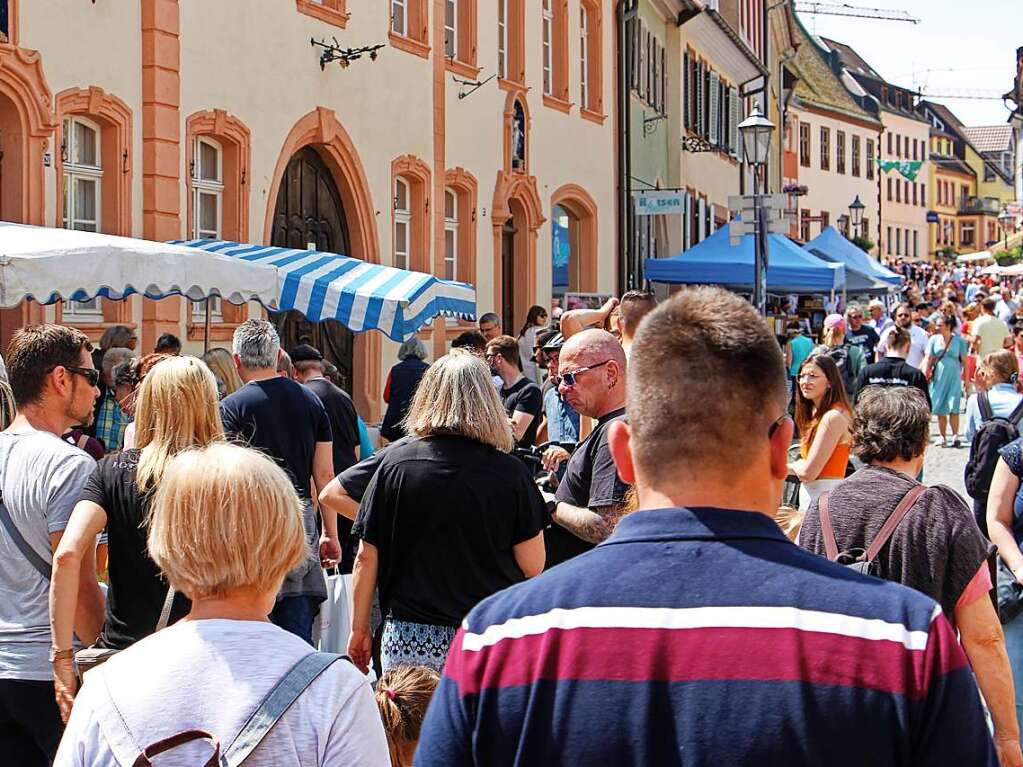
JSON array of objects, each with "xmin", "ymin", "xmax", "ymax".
[
  {"xmin": 172, "ymin": 239, "xmax": 476, "ymax": 342},
  {"xmin": 645, "ymin": 224, "xmax": 845, "ymax": 294},
  {"xmin": 803, "ymin": 227, "xmax": 901, "ymax": 290}
]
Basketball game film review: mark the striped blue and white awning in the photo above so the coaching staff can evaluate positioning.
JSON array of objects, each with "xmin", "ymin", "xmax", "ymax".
[{"xmin": 173, "ymin": 240, "xmax": 477, "ymax": 342}]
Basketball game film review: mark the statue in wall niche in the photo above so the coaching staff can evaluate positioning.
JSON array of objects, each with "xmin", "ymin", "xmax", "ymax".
[{"xmin": 512, "ymin": 101, "xmax": 526, "ymax": 170}]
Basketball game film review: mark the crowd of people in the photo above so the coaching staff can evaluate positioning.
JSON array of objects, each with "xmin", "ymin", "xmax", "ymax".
[{"xmin": 6, "ymin": 268, "xmax": 1023, "ymax": 764}]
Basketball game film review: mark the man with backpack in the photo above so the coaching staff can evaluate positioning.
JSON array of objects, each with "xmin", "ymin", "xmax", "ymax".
[{"xmin": 813, "ymin": 314, "xmax": 864, "ymax": 398}]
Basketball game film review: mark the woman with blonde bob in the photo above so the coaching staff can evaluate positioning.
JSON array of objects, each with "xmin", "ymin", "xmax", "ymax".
[
  {"xmin": 348, "ymin": 352, "xmax": 549, "ymax": 673},
  {"xmin": 55, "ymin": 443, "xmax": 390, "ymax": 764},
  {"xmin": 49, "ymin": 356, "xmax": 224, "ymax": 721}
]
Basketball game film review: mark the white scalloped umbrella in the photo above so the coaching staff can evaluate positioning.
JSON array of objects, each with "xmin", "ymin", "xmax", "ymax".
[{"xmin": 0, "ymin": 221, "xmax": 278, "ymax": 309}]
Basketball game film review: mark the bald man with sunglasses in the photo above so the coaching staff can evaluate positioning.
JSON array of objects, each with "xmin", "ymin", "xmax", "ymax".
[{"xmin": 542, "ymin": 329, "xmax": 630, "ymax": 569}]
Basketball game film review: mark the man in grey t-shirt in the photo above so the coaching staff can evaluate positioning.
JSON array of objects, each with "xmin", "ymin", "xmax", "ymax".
[{"xmin": 0, "ymin": 325, "xmax": 100, "ymax": 764}]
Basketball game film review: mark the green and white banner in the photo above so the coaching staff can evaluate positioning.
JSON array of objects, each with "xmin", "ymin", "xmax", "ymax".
[{"xmin": 876, "ymin": 159, "xmax": 923, "ymax": 182}]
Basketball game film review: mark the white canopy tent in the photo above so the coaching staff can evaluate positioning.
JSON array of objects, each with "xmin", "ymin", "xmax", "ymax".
[
  {"xmin": 0, "ymin": 222, "xmax": 279, "ymax": 309},
  {"xmin": 956, "ymin": 250, "xmax": 995, "ymax": 264}
]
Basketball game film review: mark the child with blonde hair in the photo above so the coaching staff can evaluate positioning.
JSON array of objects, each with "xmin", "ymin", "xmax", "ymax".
[{"xmin": 375, "ymin": 665, "xmax": 440, "ymax": 766}]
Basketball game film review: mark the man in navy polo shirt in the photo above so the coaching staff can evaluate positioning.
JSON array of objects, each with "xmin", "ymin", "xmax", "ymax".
[{"xmin": 417, "ymin": 287, "xmax": 996, "ymax": 766}]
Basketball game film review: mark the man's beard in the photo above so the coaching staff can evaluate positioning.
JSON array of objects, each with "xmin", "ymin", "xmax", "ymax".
[{"xmin": 65, "ymin": 380, "xmax": 95, "ymax": 429}]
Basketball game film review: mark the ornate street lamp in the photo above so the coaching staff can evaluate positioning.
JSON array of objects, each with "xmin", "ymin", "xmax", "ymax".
[
  {"xmin": 737, "ymin": 106, "xmax": 775, "ymax": 315},
  {"xmin": 849, "ymin": 195, "xmax": 865, "ymax": 238},
  {"xmin": 999, "ymin": 207, "xmax": 1013, "ymax": 252}
]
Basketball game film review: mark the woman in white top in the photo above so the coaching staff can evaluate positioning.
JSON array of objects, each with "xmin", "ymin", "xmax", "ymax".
[
  {"xmin": 54, "ymin": 443, "xmax": 389, "ymax": 766},
  {"xmin": 517, "ymin": 305, "xmax": 549, "ymax": 384}
]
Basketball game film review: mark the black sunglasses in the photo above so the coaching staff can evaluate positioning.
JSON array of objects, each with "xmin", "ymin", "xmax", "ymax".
[
  {"xmin": 62, "ymin": 366, "xmax": 101, "ymax": 387},
  {"xmin": 560, "ymin": 360, "xmax": 612, "ymax": 387}
]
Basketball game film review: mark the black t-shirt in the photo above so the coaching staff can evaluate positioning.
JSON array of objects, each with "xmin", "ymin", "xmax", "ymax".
[
  {"xmin": 353, "ymin": 435, "xmax": 548, "ymax": 627},
  {"xmin": 304, "ymin": 377, "xmax": 359, "ymax": 475},
  {"xmin": 220, "ymin": 377, "xmax": 332, "ymax": 500},
  {"xmin": 78, "ymin": 449, "xmax": 190, "ymax": 650},
  {"xmin": 548, "ymin": 408, "xmax": 631, "ymax": 568},
  {"xmin": 854, "ymin": 357, "xmax": 932, "ymax": 409},
  {"xmin": 846, "ymin": 324, "xmax": 880, "ymax": 361},
  {"xmin": 338, "ymin": 436, "xmax": 417, "ymax": 502},
  {"xmin": 501, "ymin": 377, "xmax": 543, "ymax": 448}
]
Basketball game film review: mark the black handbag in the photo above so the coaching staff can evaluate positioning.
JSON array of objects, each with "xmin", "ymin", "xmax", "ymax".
[{"xmin": 996, "ymin": 557, "xmax": 1023, "ymax": 625}]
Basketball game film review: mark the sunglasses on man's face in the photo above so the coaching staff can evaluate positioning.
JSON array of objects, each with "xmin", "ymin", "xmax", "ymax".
[{"xmin": 61, "ymin": 366, "xmax": 101, "ymax": 387}]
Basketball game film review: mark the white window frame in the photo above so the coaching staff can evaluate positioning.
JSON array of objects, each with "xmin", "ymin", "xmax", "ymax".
[
  {"xmin": 542, "ymin": 0, "xmax": 553, "ymax": 96},
  {"xmin": 444, "ymin": 188, "xmax": 458, "ymax": 281},
  {"xmin": 192, "ymin": 136, "xmax": 224, "ymax": 319},
  {"xmin": 497, "ymin": 0, "xmax": 507, "ymax": 80},
  {"xmin": 444, "ymin": 0, "xmax": 458, "ymax": 59},
  {"xmin": 63, "ymin": 115, "xmax": 104, "ymax": 319},
  {"xmin": 580, "ymin": 6, "xmax": 589, "ymax": 108},
  {"xmin": 394, "ymin": 177, "xmax": 411, "ymax": 271},
  {"xmin": 391, "ymin": 0, "xmax": 407, "ymax": 37}
]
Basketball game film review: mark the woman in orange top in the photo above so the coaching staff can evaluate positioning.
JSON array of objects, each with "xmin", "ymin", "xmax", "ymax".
[{"xmin": 788, "ymin": 353, "xmax": 853, "ymax": 510}]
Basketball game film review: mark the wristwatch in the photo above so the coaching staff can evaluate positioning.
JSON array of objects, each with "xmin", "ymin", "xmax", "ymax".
[{"xmin": 49, "ymin": 647, "xmax": 74, "ymax": 662}]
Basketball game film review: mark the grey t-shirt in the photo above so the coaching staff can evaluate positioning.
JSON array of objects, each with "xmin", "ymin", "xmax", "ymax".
[{"xmin": 0, "ymin": 428, "xmax": 94, "ymax": 680}]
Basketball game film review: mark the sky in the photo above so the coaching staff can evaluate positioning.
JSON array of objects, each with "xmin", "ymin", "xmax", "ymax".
[{"xmin": 797, "ymin": 0, "xmax": 1019, "ymax": 127}]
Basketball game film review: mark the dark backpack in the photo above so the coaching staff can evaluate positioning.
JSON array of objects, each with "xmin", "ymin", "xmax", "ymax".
[
  {"xmin": 820, "ymin": 344, "xmax": 856, "ymax": 397},
  {"xmin": 965, "ymin": 392, "xmax": 1023, "ymax": 501}
]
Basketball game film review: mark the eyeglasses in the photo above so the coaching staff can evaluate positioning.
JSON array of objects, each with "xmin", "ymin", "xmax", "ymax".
[
  {"xmin": 560, "ymin": 360, "xmax": 612, "ymax": 387},
  {"xmin": 768, "ymin": 414, "xmax": 790, "ymax": 439},
  {"xmin": 61, "ymin": 366, "xmax": 101, "ymax": 387}
]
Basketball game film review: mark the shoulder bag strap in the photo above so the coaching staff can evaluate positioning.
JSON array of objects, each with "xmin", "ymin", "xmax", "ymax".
[
  {"xmin": 220, "ymin": 652, "xmax": 346, "ymax": 767},
  {"xmin": 0, "ymin": 438, "xmax": 51, "ymax": 580},
  {"xmin": 154, "ymin": 585, "xmax": 175, "ymax": 632},
  {"xmin": 979, "ymin": 391, "xmax": 995, "ymax": 422},
  {"xmin": 816, "ymin": 492, "xmax": 840, "ymax": 561},
  {"xmin": 863, "ymin": 485, "xmax": 928, "ymax": 564},
  {"xmin": 1007, "ymin": 398, "xmax": 1023, "ymax": 427}
]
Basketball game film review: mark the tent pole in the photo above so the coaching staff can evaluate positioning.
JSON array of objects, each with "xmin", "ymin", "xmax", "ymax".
[{"xmin": 203, "ymin": 300, "xmax": 211, "ymax": 354}]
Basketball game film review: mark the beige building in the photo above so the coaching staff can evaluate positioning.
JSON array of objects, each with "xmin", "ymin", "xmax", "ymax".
[
  {"xmin": 0, "ymin": 0, "xmax": 615, "ymax": 419},
  {"xmin": 783, "ymin": 20, "xmax": 881, "ymax": 248}
]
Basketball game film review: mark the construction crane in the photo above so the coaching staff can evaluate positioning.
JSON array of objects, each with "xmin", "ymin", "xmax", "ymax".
[{"xmin": 794, "ymin": 1, "xmax": 920, "ymax": 23}]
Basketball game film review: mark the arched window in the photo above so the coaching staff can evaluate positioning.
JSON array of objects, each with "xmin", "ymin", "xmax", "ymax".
[
  {"xmin": 444, "ymin": 188, "xmax": 458, "ymax": 281},
  {"xmin": 63, "ymin": 116, "xmax": 103, "ymax": 318},
  {"xmin": 394, "ymin": 177, "xmax": 411, "ymax": 270},
  {"xmin": 191, "ymin": 136, "xmax": 224, "ymax": 318}
]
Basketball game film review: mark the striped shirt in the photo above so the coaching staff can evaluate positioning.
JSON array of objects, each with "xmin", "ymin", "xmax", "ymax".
[{"xmin": 416, "ymin": 506, "xmax": 996, "ymax": 766}]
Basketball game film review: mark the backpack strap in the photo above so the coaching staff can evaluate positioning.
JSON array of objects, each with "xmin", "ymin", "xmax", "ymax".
[
  {"xmin": 1007, "ymin": 398, "xmax": 1023, "ymax": 428},
  {"xmin": 220, "ymin": 652, "xmax": 346, "ymax": 767},
  {"xmin": 979, "ymin": 391, "xmax": 995, "ymax": 422},
  {"xmin": 817, "ymin": 492, "xmax": 840, "ymax": 561},
  {"xmin": 93, "ymin": 666, "xmax": 147, "ymax": 767},
  {"xmin": 863, "ymin": 485, "xmax": 928, "ymax": 565}
]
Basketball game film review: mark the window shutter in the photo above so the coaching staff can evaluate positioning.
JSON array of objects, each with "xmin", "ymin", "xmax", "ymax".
[
  {"xmin": 660, "ymin": 45, "xmax": 667, "ymax": 116},
  {"xmin": 698, "ymin": 198, "xmax": 707, "ymax": 240},
  {"xmin": 645, "ymin": 28, "xmax": 653, "ymax": 103},
  {"xmin": 695, "ymin": 62, "xmax": 704, "ymax": 136},
  {"xmin": 703, "ymin": 67, "xmax": 711, "ymax": 139},
  {"xmin": 709, "ymin": 72, "xmax": 720, "ymax": 145},
  {"xmin": 682, "ymin": 51, "xmax": 689, "ymax": 128},
  {"xmin": 651, "ymin": 39, "xmax": 659, "ymax": 111},
  {"xmin": 729, "ymin": 88, "xmax": 740, "ymax": 156},
  {"xmin": 630, "ymin": 18, "xmax": 640, "ymax": 91},
  {"xmin": 683, "ymin": 193, "xmax": 691, "ymax": 250},
  {"xmin": 639, "ymin": 23, "xmax": 647, "ymax": 99}
]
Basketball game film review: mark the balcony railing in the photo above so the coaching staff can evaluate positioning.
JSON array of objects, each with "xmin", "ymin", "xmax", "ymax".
[{"xmin": 959, "ymin": 196, "xmax": 1002, "ymax": 216}]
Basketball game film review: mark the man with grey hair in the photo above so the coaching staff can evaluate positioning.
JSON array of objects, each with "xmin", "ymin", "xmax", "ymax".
[
  {"xmin": 478, "ymin": 313, "xmax": 502, "ymax": 342},
  {"xmin": 220, "ymin": 319, "xmax": 341, "ymax": 644},
  {"xmin": 541, "ymin": 328, "xmax": 629, "ymax": 568},
  {"xmin": 276, "ymin": 349, "xmax": 294, "ymax": 379},
  {"xmin": 93, "ymin": 347, "xmax": 134, "ymax": 453}
]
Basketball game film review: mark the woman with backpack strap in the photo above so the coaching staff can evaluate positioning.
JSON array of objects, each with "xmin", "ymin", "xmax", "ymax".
[
  {"xmin": 788, "ymin": 353, "xmax": 853, "ymax": 511},
  {"xmin": 801, "ymin": 386, "xmax": 1022, "ymax": 767},
  {"xmin": 54, "ymin": 442, "xmax": 389, "ymax": 765}
]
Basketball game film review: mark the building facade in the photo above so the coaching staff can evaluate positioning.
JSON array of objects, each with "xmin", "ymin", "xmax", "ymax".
[
  {"xmin": 783, "ymin": 19, "xmax": 881, "ymax": 249},
  {"xmin": 0, "ymin": 0, "xmax": 616, "ymax": 418}
]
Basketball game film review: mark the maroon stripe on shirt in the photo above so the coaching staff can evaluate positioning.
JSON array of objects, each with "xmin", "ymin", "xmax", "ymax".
[{"xmin": 447, "ymin": 624, "xmax": 964, "ymax": 699}]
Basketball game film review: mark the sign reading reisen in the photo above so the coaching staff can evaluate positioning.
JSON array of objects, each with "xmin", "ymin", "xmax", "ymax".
[{"xmin": 634, "ymin": 191, "xmax": 684, "ymax": 216}]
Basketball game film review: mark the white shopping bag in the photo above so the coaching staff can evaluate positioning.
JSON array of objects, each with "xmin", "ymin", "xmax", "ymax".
[{"xmin": 317, "ymin": 569, "xmax": 351, "ymax": 655}]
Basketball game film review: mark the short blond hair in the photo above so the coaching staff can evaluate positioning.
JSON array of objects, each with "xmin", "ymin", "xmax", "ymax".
[
  {"xmin": 148, "ymin": 443, "xmax": 307, "ymax": 599},
  {"xmin": 403, "ymin": 353, "xmax": 514, "ymax": 452}
]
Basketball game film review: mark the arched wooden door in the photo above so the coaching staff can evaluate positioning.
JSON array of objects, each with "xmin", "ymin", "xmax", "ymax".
[{"xmin": 271, "ymin": 147, "xmax": 355, "ymax": 392}]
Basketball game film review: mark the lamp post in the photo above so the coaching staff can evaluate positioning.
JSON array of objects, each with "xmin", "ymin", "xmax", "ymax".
[
  {"xmin": 849, "ymin": 195, "xmax": 865, "ymax": 240},
  {"xmin": 999, "ymin": 207, "xmax": 1012, "ymax": 253},
  {"xmin": 738, "ymin": 106, "xmax": 775, "ymax": 315}
]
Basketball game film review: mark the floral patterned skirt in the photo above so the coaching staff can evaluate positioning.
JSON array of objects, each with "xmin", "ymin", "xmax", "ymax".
[{"xmin": 380, "ymin": 618, "xmax": 457, "ymax": 673}]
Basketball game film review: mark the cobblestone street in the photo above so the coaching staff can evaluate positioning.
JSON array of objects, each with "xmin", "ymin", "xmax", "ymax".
[{"xmin": 923, "ymin": 415, "xmax": 970, "ymax": 499}]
